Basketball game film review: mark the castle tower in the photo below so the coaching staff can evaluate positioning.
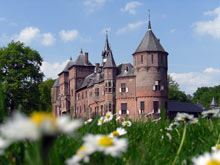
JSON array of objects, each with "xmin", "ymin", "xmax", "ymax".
[
  {"xmin": 103, "ymin": 33, "xmax": 117, "ymax": 114},
  {"xmin": 210, "ymin": 97, "xmax": 218, "ymax": 109},
  {"xmin": 133, "ymin": 12, "xmax": 168, "ymax": 117}
]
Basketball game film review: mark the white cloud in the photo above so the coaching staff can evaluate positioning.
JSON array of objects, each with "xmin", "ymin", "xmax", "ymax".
[
  {"xmin": 59, "ymin": 29, "xmax": 79, "ymax": 42},
  {"xmin": 170, "ymin": 67, "xmax": 220, "ymax": 95},
  {"xmin": 83, "ymin": 0, "xmax": 106, "ymax": 12},
  {"xmin": 41, "ymin": 60, "xmax": 68, "ymax": 79},
  {"xmin": 42, "ymin": 33, "xmax": 56, "ymax": 46},
  {"xmin": 121, "ymin": 1, "xmax": 142, "ymax": 15},
  {"xmin": 116, "ymin": 21, "xmax": 146, "ymax": 35},
  {"xmin": 13, "ymin": 27, "xmax": 55, "ymax": 46},
  {"xmin": 193, "ymin": 6, "xmax": 220, "ymax": 38}
]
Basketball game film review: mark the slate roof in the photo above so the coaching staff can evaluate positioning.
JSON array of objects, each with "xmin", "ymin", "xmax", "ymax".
[
  {"xmin": 103, "ymin": 51, "xmax": 116, "ymax": 68},
  {"xmin": 134, "ymin": 21, "xmax": 167, "ymax": 54},
  {"xmin": 59, "ymin": 50, "xmax": 93, "ymax": 75},
  {"xmin": 168, "ymin": 102, "xmax": 204, "ymax": 113},
  {"xmin": 117, "ymin": 63, "xmax": 135, "ymax": 78},
  {"xmin": 52, "ymin": 78, "xmax": 59, "ymax": 87},
  {"xmin": 210, "ymin": 97, "xmax": 218, "ymax": 106}
]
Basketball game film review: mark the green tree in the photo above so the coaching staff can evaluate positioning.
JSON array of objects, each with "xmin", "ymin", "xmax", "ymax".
[
  {"xmin": 168, "ymin": 75, "xmax": 191, "ymax": 102},
  {"xmin": 38, "ymin": 79, "xmax": 55, "ymax": 111},
  {"xmin": 0, "ymin": 41, "xmax": 44, "ymax": 114}
]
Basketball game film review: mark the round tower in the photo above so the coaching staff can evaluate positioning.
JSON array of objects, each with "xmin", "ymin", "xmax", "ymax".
[{"xmin": 133, "ymin": 13, "xmax": 168, "ymax": 117}]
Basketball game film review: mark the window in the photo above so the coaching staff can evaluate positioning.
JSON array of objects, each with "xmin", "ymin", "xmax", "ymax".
[
  {"xmin": 95, "ymin": 88, "xmax": 99, "ymax": 96},
  {"xmin": 161, "ymin": 54, "xmax": 163, "ymax": 64},
  {"xmin": 140, "ymin": 101, "xmax": 145, "ymax": 114},
  {"xmin": 155, "ymin": 80, "xmax": 161, "ymax": 90},
  {"xmin": 109, "ymin": 103, "xmax": 112, "ymax": 112},
  {"xmin": 153, "ymin": 101, "xmax": 159, "ymax": 113},
  {"xmin": 141, "ymin": 55, "xmax": 143, "ymax": 64},
  {"xmin": 71, "ymin": 89, "xmax": 73, "ymax": 96},
  {"xmin": 82, "ymin": 92, "xmax": 84, "ymax": 99},
  {"xmin": 105, "ymin": 80, "xmax": 113, "ymax": 93},
  {"xmin": 151, "ymin": 54, "xmax": 154, "ymax": 64},
  {"xmin": 121, "ymin": 83, "xmax": 126, "ymax": 92},
  {"xmin": 84, "ymin": 105, "xmax": 86, "ymax": 112},
  {"xmin": 101, "ymin": 105, "xmax": 103, "ymax": 115},
  {"xmin": 85, "ymin": 91, "xmax": 87, "ymax": 98},
  {"xmin": 78, "ymin": 93, "xmax": 80, "ymax": 100},
  {"xmin": 121, "ymin": 103, "xmax": 127, "ymax": 115}
]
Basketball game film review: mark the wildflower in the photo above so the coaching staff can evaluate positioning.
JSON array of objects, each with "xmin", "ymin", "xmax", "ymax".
[
  {"xmin": 166, "ymin": 133, "xmax": 172, "ymax": 141},
  {"xmin": 166, "ymin": 122, "xmax": 180, "ymax": 131},
  {"xmin": 66, "ymin": 143, "xmax": 95, "ymax": 165},
  {"xmin": 0, "ymin": 137, "xmax": 12, "ymax": 155},
  {"xmin": 109, "ymin": 127, "xmax": 127, "ymax": 138},
  {"xmin": 104, "ymin": 112, "xmax": 113, "ymax": 123},
  {"xmin": 83, "ymin": 134, "xmax": 128, "ymax": 157},
  {"xmin": 122, "ymin": 120, "xmax": 132, "ymax": 127},
  {"xmin": 212, "ymin": 144, "xmax": 220, "ymax": 152},
  {"xmin": 84, "ymin": 118, "xmax": 93, "ymax": 124},
  {"xmin": 174, "ymin": 113, "xmax": 197, "ymax": 123},
  {"xmin": 202, "ymin": 109, "xmax": 219, "ymax": 118},
  {"xmin": 98, "ymin": 117, "xmax": 104, "ymax": 126},
  {"xmin": 190, "ymin": 118, "xmax": 198, "ymax": 124},
  {"xmin": 192, "ymin": 151, "xmax": 220, "ymax": 165}
]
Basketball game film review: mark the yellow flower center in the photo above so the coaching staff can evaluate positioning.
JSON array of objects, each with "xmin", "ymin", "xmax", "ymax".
[
  {"xmin": 99, "ymin": 137, "xmax": 113, "ymax": 147},
  {"xmin": 106, "ymin": 114, "xmax": 110, "ymax": 119},
  {"xmin": 30, "ymin": 112, "xmax": 56, "ymax": 126},
  {"xmin": 208, "ymin": 110, "xmax": 213, "ymax": 113},
  {"xmin": 179, "ymin": 117, "xmax": 185, "ymax": 121},
  {"xmin": 207, "ymin": 160, "xmax": 220, "ymax": 165},
  {"xmin": 99, "ymin": 119, "xmax": 104, "ymax": 123},
  {"xmin": 216, "ymin": 145, "xmax": 220, "ymax": 150},
  {"xmin": 112, "ymin": 131, "xmax": 119, "ymax": 137},
  {"xmin": 125, "ymin": 121, "xmax": 129, "ymax": 125},
  {"xmin": 191, "ymin": 120, "xmax": 197, "ymax": 124},
  {"xmin": 76, "ymin": 146, "xmax": 85, "ymax": 155}
]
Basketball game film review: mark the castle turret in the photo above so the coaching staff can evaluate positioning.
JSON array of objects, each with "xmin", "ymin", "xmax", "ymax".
[
  {"xmin": 210, "ymin": 97, "xmax": 218, "ymax": 109},
  {"xmin": 103, "ymin": 33, "xmax": 117, "ymax": 114},
  {"xmin": 133, "ymin": 12, "xmax": 168, "ymax": 117}
]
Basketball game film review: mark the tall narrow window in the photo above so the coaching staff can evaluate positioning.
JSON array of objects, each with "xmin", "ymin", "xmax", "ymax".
[
  {"xmin": 121, "ymin": 103, "xmax": 127, "ymax": 115},
  {"xmin": 109, "ymin": 103, "xmax": 112, "ymax": 112},
  {"xmin": 95, "ymin": 88, "xmax": 99, "ymax": 96},
  {"xmin": 140, "ymin": 101, "xmax": 145, "ymax": 114},
  {"xmin": 161, "ymin": 54, "xmax": 163, "ymax": 64},
  {"xmin": 153, "ymin": 101, "xmax": 159, "ymax": 113},
  {"xmin": 121, "ymin": 83, "xmax": 126, "ymax": 92},
  {"xmin": 151, "ymin": 54, "xmax": 154, "ymax": 64},
  {"xmin": 84, "ymin": 105, "xmax": 86, "ymax": 112},
  {"xmin": 141, "ymin": 55, "xmax": 143, "ymax": 64}
]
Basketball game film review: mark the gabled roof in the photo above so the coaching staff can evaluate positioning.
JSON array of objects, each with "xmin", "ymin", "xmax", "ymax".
[
  {"xmin": 52, "ymin": 78, "xmax": 59, "ymax": 87},
  {"xmin": 103, "ymin": 51, "xmax": 116, "ymax": 68},
  {"xmin": 168, "ymin": 102, "xmax": 204, "ymax": 113},
  {"xmin": 134, "ymin": 20, "xmax": 167, "ymax": 54},
  {"xmin": 210, "ymin": 97, "xmax": 218, "ymax": 106}
]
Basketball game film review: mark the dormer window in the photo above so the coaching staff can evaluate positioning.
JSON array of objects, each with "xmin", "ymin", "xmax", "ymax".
[{"xmin": 125, "ymin": 66, "xmax": 129, "ymax": 72}]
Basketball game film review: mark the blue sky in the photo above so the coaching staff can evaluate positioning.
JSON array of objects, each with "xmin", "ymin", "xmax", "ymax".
[{"xmin": 1, "ymin": 0, "xmax": 220, "ymax": 95}]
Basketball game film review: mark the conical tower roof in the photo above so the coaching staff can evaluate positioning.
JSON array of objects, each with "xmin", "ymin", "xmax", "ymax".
[
  {"xmin": 52, "ymin": 78, "xmax": 59, "ymax": 87},
  {"xmin": 103, "ymin": 51, "xmax": 116, "ymax": 68},
  {"xmin": 134, "ymin": 17, "xmax": 167, "ymax": 54},
  {"xmin": 210, "ymin": 97, "xmax": 218, "ymax": 107}
]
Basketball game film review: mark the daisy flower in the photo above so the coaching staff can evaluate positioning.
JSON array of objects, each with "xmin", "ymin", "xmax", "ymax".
[
  {"xmin": 104, "ymin": 112, "xmax": 113, "ymax": 123},
  {"xmin": 83, "ymin": 134, "xmax": 128, "ymax": 157},
  {"xmin": 66, "ymin": 143, "xmax": 96, "ymax": 165},
  {"xmin": 165, "ymin": 122, "xmax": 180, "ymax": 131},
  {"xmin": 84, "ymin": 118, "xmax": 93, "ymax": 124},
  {"xmin": 109, "ymin": 127, "xmax": 127, "ymax": 138},
  {"xmin": 192, "ymin": 151, "xmax": 220, "ymax": 165},
  {"xmin": 122, "ymin": 120, "xmax": 132, "ymax": 127},
  {"xmin": 98, "ymin": 117, "xmax": 105, "ymax": 126},
  {"xmin": 202, "ymin": 109, "xmax": 219, "ymax": 118},
  {"xmin": 212, "ymin": 144, "xmax": 220, "ymax": 152},
  {"xmin": 174, "ymin": 113, "xmax": 197, "ymax": 123}
]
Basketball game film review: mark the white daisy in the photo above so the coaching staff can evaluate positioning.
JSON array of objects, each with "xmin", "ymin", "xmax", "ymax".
[
  {"xmin": 65, "ymin": 143, "xmax": 95, "ymax": 165},
  {"xmin": 192, "ymin": 151, "xmax": 220, "ymax": 165},
  {"xmin": 104, "ymin": 112, "xmax": 113, "ymax": 123},
  {"xmin": 212, "ymin": 144, "xmax": 220, "ymax": 152},
  {"xmin": 166, "ymin": 122, "xmax": 180, "ymax": 131},
  {"xmin": 0, "ymin": 137, "xmax": 12, "ymax": 155},
  {"xmin": 109, "ymin": 127, "xmax": 127, "ymax": 138},
  {"xmin": 174, "ymin": 113, "xmax": 197, "ymax": 123},
  {"xmin": 166, "ymin": 133, "xmax": 172, "ymax": 141},
  {"xmin": 83, "ymin": 134, "xmax": 128, "ymax": 157},
  {"xmin": 202, "ymin": 109, "xmax": 219, "ymax": 118},
  {"xmin": 122, "ymin": 120, "xmax": 132, "ymax": 127},
  {"xmin": 84, "ymin": 118, "xmax": 93, "ymax": 124},
  {"xmin": 98, "ymin": 117, "xmax": 105, "ymax": 126}
]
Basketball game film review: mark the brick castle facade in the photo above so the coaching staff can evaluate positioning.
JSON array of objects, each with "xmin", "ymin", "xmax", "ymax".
[{"xmin": 51, "ymin": 19, "xmax": 168, "ymax": 120}]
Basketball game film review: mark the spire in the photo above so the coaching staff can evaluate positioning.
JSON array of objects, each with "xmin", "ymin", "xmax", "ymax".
[
  {"xmin": 104, "ymin": 30, "xmax": 111, "ymax": 52},
  {"xmin": 80, "ymin": 48, "xmax": 83, "ymax": 54},
  {"xmin": 210, "ymin": 97, "xmax": 218, "ymax": 107},
  {"xmin": 148, "ymin": 9, "xmax": 151, "ymax": 30},
  {"xmin": 70, "ymin": 56, "xmax": 72, "ymax": 60}
]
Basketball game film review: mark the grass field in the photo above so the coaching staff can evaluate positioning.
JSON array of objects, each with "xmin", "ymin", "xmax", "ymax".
[{"xmin": 0, "ymin": 112, "xmax": 220, "ymax": 165}]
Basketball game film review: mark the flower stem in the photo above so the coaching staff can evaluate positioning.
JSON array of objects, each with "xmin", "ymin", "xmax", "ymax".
[{"xmin": 172, "ymin": 124, "xmax": 187, "ymax": 165}]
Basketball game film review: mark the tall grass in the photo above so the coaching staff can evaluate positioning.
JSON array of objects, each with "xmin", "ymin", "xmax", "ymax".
[{"xmin": 0, "ymin": 115, "xmax": 220, "ymax": 165}]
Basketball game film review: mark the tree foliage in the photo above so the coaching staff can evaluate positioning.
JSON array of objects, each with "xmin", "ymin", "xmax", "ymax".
[
  {"xmin": 38, "ymin": 79, "xmax": 55, "ymax": 111},
  {"xmin": 0, "ymin": 41, "xmax": 44, "ymax": 113},
  {"xmin": 168, "ymin": 75, "xmax": 191, "ymax": 102},
  {"xmin": 192, "ymin": 86, "xmax": 220, "ymax": 108}
]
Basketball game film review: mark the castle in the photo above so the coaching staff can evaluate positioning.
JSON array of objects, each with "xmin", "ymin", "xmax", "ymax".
[{"xmin": 51, "ymin": 18, "xmax": 169, "ymax": 120}]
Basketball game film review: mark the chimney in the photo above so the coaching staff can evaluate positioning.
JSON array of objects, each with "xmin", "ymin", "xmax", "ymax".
[
  {"xmin": 95, "ymin": 63, "xmax": 100, "ymax": 73},
  {"xmin": 85, "ymin": 52, "xmax": 88, "ymax": 65}
]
